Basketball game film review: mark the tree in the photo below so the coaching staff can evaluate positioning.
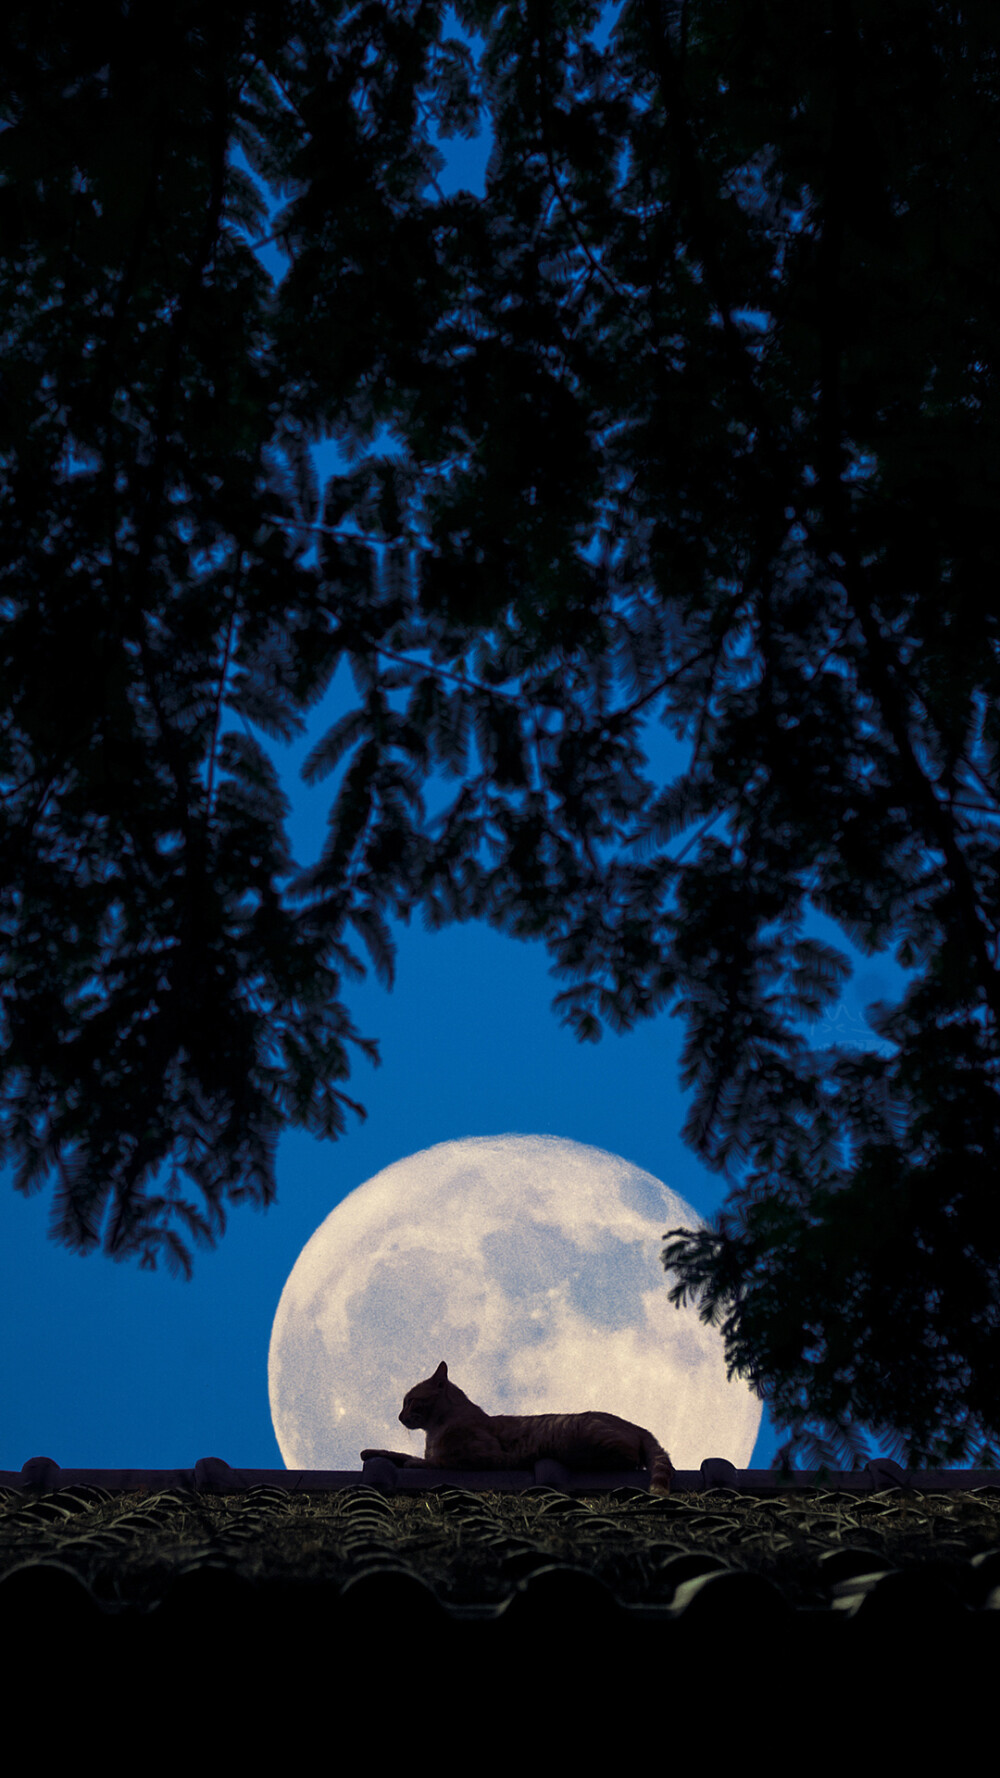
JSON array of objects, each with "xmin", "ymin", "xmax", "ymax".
[{"xmin": 2, "ymin": 0, "xmax": 999, "ymax": 1466}]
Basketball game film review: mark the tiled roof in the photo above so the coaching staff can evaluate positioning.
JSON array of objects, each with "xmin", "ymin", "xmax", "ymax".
[
  {"xmin": 3, "ymin": 1454, "xmax": 1000, "ymax": 1633},
  {"xmin": 5, "ymin": 1455, "xmax": 998, "ymax": 1748}
]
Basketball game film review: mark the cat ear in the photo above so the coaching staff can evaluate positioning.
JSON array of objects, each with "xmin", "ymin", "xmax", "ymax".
[{"xmin": 433, "ymin": 1361, "xmax": 448, "ymax": 1383}]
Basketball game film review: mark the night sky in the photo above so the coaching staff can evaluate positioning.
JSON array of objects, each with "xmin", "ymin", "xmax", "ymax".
[{"xmin": 0, "ymin": 11, "xmax": 918, "ymax": 1476}]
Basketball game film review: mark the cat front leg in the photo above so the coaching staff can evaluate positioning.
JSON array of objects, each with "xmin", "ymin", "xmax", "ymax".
[{"xmin": 360, "ymin": 1450, "xmax": 445, "ymax": 1468}]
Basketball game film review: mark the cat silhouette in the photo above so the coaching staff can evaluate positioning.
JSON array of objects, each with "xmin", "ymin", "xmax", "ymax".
[{"xmin": 361, "ymin": 1360, "xmax": 674, "ymax": 1492}]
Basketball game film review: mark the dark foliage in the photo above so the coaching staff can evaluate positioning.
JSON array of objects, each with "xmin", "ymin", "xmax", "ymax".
[{"xmin": 2, "ymin": 1, "xmax": 998, "ymax": 1464}]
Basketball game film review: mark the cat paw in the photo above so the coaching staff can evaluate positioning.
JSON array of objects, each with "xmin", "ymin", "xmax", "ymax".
[{"xmin": 360, "ymin": 1448, "xmax": 409, "ymax": 1465}]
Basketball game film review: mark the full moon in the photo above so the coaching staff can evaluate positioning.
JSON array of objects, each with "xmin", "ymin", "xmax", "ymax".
[{"xmin": 268, "ymin": 1134, "xmax": 762, "ymax": 1472}]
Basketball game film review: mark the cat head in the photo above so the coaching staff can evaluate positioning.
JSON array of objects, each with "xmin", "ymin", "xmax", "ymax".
[{"xmin": 399, "ymin": 1360, "xmax": 449, "ymax": 1428}]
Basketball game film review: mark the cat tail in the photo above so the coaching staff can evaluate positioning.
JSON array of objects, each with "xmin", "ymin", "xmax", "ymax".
[{"xmin": 641, "ymin": 1434, "xmax": 675, "ymax": 1496}]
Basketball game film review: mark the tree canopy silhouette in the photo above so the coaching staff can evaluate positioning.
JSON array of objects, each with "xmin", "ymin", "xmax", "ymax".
[{"xmin": 2, "ymin": 1, "xmax": 998, "ymax": 1466}]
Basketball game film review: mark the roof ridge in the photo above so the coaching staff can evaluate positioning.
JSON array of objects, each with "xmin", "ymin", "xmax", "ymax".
[{"xmin": 4, "ymin": 1454, "xmax": 1000, "ymax": 1494}]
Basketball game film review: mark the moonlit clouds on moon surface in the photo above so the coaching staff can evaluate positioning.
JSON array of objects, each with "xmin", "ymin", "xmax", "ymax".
[{"xmin": 268, "ymin": 1134, "xmax": 762, "ymax": 1472}]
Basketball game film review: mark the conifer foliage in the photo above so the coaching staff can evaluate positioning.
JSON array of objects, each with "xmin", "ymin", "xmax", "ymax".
[{"xmin": 2, "ymin": 2, "xmax": 998, "ymax": 1463}]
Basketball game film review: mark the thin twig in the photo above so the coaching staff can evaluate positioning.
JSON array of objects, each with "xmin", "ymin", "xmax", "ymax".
[{"xmin": 205, "ymin": 571, "xmax": 241, "ymax": 826}]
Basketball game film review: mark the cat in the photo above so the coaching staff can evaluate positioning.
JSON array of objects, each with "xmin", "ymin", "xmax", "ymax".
[{"xmin": 361, "ymin": 1361, "xmax": 675, "ymax": 1493}]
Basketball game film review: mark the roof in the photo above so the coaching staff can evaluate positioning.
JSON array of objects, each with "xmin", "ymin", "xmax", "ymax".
[
  {"xmin": 4, "ymin": 1454, "xmax": 1000, "ymax": 1628},
  {"xmin": 4, "ymin": 1455, "xmax": 998, "ymax": 1743}
]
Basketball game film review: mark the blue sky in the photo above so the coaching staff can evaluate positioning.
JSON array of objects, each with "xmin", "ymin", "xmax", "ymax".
[
  {"xmin": 0, "ymin": 670, "xmax": 901, "ymax": 1472},
  {"xmin": 1, "ymin": 15, "xmax": 914, "ymax": 1477}
]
